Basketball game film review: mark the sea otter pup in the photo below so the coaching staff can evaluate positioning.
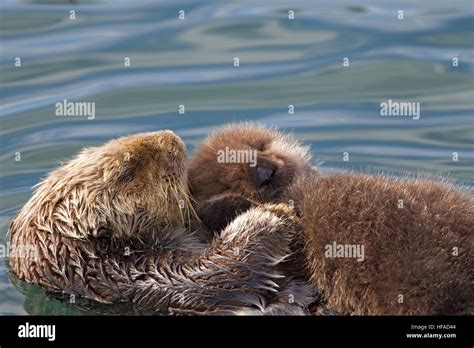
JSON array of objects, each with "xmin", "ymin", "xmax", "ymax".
[
  {"xmin": 8, "ymin": 130, "xmax": 318, "ymax": 315},
  {"xmin": 188, "ymin": 123, "xmax": 474, "ymax": 315},
  {"xmin": 189, "ymin": 123, "xmax": 313, "ymax": 240}
]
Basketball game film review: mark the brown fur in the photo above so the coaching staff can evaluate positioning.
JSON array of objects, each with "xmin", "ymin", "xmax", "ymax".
[
  {"xmin": 8, "ymin": 130, "xmax": 319, "ymax": 315},
  {"xmin": 286, "ymin": 174, "xmax": 474, "ymax": 315},
  {"xmin": 189, "ymin": 123, "xmax": 474, "ymax": 315},
  {"xmin": 189, "ymin": 123, "xmax": 312, "ymax": 205}
]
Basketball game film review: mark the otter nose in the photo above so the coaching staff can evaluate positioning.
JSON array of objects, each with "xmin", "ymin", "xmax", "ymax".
[
  {"xmin": 154, "ymin": 130, "xmax": 182, "ymax": 144},
  {"xmin": 257, "ymin": 166, "xmax": 275, "ymax": 186},
  {"xmin": 156, "ymin": 130, "xmax": 186, "ymax": 156}
]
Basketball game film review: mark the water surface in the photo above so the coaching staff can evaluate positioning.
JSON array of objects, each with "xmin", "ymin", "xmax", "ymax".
[{"xmin": 1, "ymin": 0, "xmax": 473, "ymax": 315}]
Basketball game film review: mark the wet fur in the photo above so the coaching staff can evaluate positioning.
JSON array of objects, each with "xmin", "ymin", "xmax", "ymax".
[
  {"xmin": 189, "ymin": 123, "xmax": 474, "ymax": 315},
  {"xmin": 8, "ymin": 131, "xmax": 318, "ymax": 315}
]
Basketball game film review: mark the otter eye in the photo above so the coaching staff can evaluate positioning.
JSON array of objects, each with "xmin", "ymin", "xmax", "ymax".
[{"xmin": 257, "ymin": 166, "xmax": 275, "ymax": 187}]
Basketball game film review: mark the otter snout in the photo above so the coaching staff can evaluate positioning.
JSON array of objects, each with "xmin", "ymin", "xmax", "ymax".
[
  {"xmin": 149, "ymin": 131, "xmax": 187, "ymax": 177},
  {"xmin": 165, "ymin": 133, "xmax": 186, "ymax": 157},
  {"xmin": 148, "ymin": 130, "xmax": 186, "ymax": 157}
]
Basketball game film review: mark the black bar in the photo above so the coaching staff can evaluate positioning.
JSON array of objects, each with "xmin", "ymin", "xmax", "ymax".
[{"xmin": 0, "ymin": 315, "xmax": 472, "ymax": 346}]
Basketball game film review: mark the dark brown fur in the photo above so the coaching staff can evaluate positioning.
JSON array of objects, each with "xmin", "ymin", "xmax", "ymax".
[
  {"xmin": 189, "ymin": 123, "xmax": 312, "ymax": 206},
  {"xmin": 189, "ymin": 124, "xmax": 474, "ymax": 315},
  {"xmin": 286, "ymin": 174, "xmax": 474, "ymax": 315}
]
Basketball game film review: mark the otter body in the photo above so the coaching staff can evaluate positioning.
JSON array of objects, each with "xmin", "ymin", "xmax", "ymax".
[
  {"xmin": 189, "ymin": 124, "xmax": 474, "ymax": 315},
  {"xmin": 8, "ymin": 131, "xmax": 318, "ymax": 315},
  {"xmin": 286, "ymin": 173, "xmax": 474, "ymax": 315}
]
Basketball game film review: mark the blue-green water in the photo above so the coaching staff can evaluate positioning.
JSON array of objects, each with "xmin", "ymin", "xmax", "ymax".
[{"xmin": 0, "ymin": 0, "xmax": 473, "ymax": 315}]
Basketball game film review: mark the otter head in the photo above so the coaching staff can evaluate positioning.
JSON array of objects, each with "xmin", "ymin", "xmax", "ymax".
[
  {"xmin": 188, "ymin": 124, "xmax": 313, "ymax": 234},
  {"xmin": 94, "ymin": 130, "xmax": 193, "ymax": 235},
  {"xmin": 15, "ymin": 130, "xmax": 194, "ymax": 243},
  {"xmin": 189, "ymin": 123, "xmax": 312, "ymax": 205}
]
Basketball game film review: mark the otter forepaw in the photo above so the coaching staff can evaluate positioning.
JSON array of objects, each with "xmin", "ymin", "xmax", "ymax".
[
  {"xmin": 259, "ymin": 203, "xmax": 296, "ymax": 222},
  {"xmin": 197, "ymin": 194, "xmax": 253, "ymax": 233},
  {"xmin": 218, "ymin": 204, "xmax": 298, "ymax": 268}
]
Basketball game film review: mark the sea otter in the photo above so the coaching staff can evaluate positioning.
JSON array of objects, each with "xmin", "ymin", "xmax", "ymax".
[
  {"xmin": 188, "ymin": 123, "xmax": 474, "ymax": 315},
  {"xmin": 8, "ymin": 130, "xmax": 319, "ymax": 315}
]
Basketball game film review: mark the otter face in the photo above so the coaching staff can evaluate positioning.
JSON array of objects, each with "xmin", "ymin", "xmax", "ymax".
[
  {"xmin": 100, "ymin": 130, "xmax": 191, "ymax": 223},
  {"xmin": 189, "ymin": 124, "xmax": 312, "ymax": 205},
  {"xmin": 14, "ymin": 130, "xmax": 194, "ymax": 242}
]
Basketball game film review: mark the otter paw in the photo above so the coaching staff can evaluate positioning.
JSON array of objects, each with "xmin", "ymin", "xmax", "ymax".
[
  {"xmin": 259, "ymin": 203, "xmax": 296, "ymax": 222},
  {"xmin": 218, "ymin": 204, "xmax": 298, "ymax": 268},
  {"xmin": 198, "ymin": 194, "xmax": 253, "ymax": 233}
]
